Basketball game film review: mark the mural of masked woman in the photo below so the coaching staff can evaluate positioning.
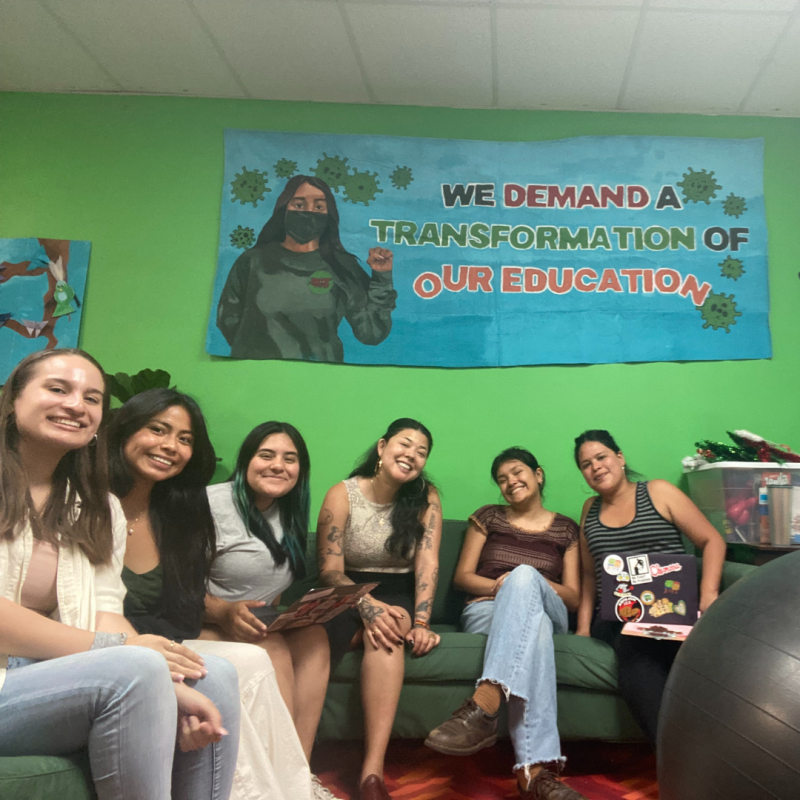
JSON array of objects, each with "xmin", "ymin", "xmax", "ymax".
[{"xmin": 217, "ymin": 175, "xmax": 396, "ymax": 362}]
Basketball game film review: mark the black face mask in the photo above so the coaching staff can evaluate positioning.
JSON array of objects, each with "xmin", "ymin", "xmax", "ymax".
[{"xmin": 284, "ymin": 210, "xmax": 328, "ymax": 245}]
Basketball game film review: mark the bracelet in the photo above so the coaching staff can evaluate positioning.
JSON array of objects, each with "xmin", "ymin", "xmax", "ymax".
[
  {"xmin": 413, "ymin": 620, "xmax": 430, "ymax": 629},
  {"xmin": 91, "ymin": 632, "xmax": 128, "ymax": 650}
]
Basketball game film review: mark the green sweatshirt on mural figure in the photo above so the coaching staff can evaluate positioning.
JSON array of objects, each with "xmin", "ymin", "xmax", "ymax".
[{"xmin": 217, "ymin": 241, "xmax": 397, "ymax": 362}]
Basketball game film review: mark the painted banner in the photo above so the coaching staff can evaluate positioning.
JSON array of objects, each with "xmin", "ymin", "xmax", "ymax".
[
  {"xmin": 206, "ymin": 131, "xmax": 769, "ymax": 367},
  {"xmin": 0, "ymin": 238, "xmax": 91, "ymax": 383}
]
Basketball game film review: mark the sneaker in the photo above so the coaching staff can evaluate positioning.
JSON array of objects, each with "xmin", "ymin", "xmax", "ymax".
[
  {"xmin": 311, "ymin": 773, "xmax": 344, "ymax": 800},
  {"xmin": 519, "ymin": 768, "xmax": 588, "ymax": 800},
  {"xmin": 424, "ymin": 697, "xmax": 498, "ymax": 756}
]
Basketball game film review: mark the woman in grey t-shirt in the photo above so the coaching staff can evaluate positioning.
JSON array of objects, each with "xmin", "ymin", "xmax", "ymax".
[{"xmin": 200, "ymin": 421, "xmax": 335, "ymax": 800}]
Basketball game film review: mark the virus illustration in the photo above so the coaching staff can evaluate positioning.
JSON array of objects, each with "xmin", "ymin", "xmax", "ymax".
[
  {"xmin": 274, "ymin": 158, "xmax": 298, "ymax": 179},
  {"xmin": 677, "ymin": 167, "xmax": 722, "ymax": 205},
  {"xmin": 390, "ymin": 165, "xmax": 414, "ymax": 190},
  {"xmin": 230, "ymin": 167, "xmax": 270, "ymax": 207},
  {"xmin": 229, "ymin": 225, "xmax": 256, "ymax": 250},
  {"xmin": 343, "ymin": 169, "xmax": 383, "ymax": 206},
  {"xmin": 311, "ymin": 153, "xmax": 351, "ymax": 192},
  {"xmin": 697, "ymin": 292, "xmax": 742, "ymax": 333},
  {"xmin": 722, "ymin": 192, "xmax": 747, "ymax": 218},
  {"xmin": 719, "ymin": 256, "xmax": 745, "ymax": 281}
]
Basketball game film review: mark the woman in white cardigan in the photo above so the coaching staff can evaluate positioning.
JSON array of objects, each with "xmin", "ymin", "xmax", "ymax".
[{"xmin": 0, "ymin": 348, "xmax": 239, "ymax": 800}]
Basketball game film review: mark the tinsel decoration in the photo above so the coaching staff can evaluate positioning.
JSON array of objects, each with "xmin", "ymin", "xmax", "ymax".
[
  {"xmin": 694, "ymin": 439, "xmax": 760, "ymax": 464},
  {"xmin": 694, "ymin": 431, "xmax": 800, "ymax": 464}
]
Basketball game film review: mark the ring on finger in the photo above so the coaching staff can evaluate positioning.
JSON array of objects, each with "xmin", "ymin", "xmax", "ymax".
[{"xmin": 168, "ymin": 640, "xmax": 176, "ymax": 652}]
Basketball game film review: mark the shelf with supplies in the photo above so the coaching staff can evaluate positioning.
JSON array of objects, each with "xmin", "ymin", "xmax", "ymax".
[
  {"xmin": 725, "ymin": 541, "xmax": 800, "ymax": 566},
  {"xmin": 684, "ymin": 462, "xmax": 800, "ymax": 564}
]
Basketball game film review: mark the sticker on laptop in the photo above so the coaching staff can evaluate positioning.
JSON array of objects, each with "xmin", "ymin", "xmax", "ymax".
[
  {"xmin": 664, "ymin": 580, "xmax": 681, "ymax": 594},
  {"xmin": 616, "ymin": 572, "xmax": 631, "ymax": 583},
  {"xmin": 614, "ymin": 583, "xmax": 632, "ymax": 598},
  {"xmin": 603, "ymin": 555, "xmax": 624, "ymax": 575},
  {"xmin": 626, "ymin": 555, "xmax": 653, "ymax": 585},
  {"xmin": 651, "ymin": 562, "xmax": 683, "ymax": 577},
  {"xmin": 615, "ymin": 595, "xmax": 644, "ymax": 623},
  {"xmin": 640, "ymin": 590, "xmax": 655, "ymax": 605},
  {"xmin": 649, "ymin": 599, "xmax": 674, "ymax": 618},
  {"xmin": 674, "ymin": 600, "xmax": 687, "ymax": 616}
]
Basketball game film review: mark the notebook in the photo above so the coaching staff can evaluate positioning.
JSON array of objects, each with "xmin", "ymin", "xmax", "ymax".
[{"xmin": 599, "ymin": 552, "xmax": 698, "ymax": 640}]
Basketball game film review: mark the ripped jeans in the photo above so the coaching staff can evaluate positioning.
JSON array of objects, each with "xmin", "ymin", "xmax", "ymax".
[{"xmin": 461, "ymin": 565, "xmax": 568, "ymax": 770}]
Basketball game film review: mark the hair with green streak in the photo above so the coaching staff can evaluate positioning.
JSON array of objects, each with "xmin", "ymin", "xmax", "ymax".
[{"xmin": 232, "ymin": 421, "xmax": 309, "ymax": 579}]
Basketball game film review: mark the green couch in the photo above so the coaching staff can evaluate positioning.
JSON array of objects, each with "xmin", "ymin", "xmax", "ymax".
[
  {"xmin": 314, "ymin": 519, "xmax": 755, "ymax": 741},
  {"xmin": 0, "ymin": 519, "xmax": 755, "ymax": 798}
]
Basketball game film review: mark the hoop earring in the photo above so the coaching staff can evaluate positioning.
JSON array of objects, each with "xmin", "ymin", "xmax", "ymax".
[
  {"xmin": 89, "ymin": 434, "xmax": 98, "ymax": 447},
  {"xmin": 375, "ymin": 458, "xmax": 382, "ymax": 476}
]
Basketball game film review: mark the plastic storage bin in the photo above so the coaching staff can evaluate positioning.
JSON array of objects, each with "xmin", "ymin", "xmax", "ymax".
[{"xmin": 684, "ymin": 462, "xmax": 800, "ymax": 545}]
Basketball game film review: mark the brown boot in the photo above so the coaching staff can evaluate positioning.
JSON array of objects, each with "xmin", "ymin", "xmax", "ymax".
[
  {"xmin": 424, "ymin": 698, "xmax": 498, "ymax": 756},
  {"xmin": 359, "ymin": 774, "xmax": 391, "ymax": 800},
  {"xmin": 518, "ymin": 766, "xmax": 588, "ymax": 800}
]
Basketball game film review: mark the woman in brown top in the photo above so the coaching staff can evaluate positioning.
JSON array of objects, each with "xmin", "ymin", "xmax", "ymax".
[{"xmin": 425, "ymin": 448, "xmax": 585, "ymax": 800}]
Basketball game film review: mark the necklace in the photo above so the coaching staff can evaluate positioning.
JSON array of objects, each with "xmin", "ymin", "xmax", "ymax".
[
  {"xmin": 126, "ymin": 509, "xmax": 146, "ymax": 536},
  {"xmin": 369, "ymin": 478, "xmax": 393, "ymax": 526}
]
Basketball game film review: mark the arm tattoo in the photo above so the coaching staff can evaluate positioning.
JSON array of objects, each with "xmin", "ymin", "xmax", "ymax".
[
  {"xmin": 415, "ymin": 599, "xmax": 432, "ymax": 618},
  {"xmin": 421, "ymin": 510, "xmax": 437, "ymax": 551},
  {"xmin": 325, "ymin": 525, "xmax": 343, "ymax": 557},
  {"xmin": 319, "ymin": 508, "xmax": 334, "ymax": 526},
  {"xmin": 358, "ymin": 597, "xmax": 385, "ymax": 625},
  {"xmin": 415, "ymin": 572, "xmax": 428, "ymax": 593}
]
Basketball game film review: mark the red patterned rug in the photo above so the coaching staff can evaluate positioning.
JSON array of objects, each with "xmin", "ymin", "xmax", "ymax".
[{"xmin": 312, "ymin": 740, "xmax": 659, "ymax": 800}]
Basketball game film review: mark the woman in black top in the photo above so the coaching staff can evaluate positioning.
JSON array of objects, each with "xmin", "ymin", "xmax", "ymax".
[
  {"xmin": 110, "ymin": 388, "xmax": 330, "ymax": 800},
  {"xmin": 573, "ymin": 429, "xmax": 726, "ymax": 743}
]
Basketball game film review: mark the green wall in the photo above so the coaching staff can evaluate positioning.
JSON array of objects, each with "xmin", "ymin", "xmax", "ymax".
[{"xmin": 2, "ymin": 92, "xmax": 798, "ymax": 523}]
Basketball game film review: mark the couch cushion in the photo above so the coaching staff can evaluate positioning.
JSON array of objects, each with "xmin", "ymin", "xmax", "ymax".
[
  {"xmin": 332, "ymin": 632, "xmax": 486, "ymax": 683},
  {"xmin": 331, "ymin": 630, "xmax": 620, "ymax": 693},
  {"xmin": 0, "ymin": 754, "xmax": 95, "ymax": 800},
  {"xmin": 554, "ymin": 634, "xmax": 618, "ymax": 692}
]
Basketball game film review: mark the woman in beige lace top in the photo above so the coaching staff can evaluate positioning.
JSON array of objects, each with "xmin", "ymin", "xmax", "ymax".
[{"xmin": 316, "ymin": 418, "xmax": 442, "ymax": 800}]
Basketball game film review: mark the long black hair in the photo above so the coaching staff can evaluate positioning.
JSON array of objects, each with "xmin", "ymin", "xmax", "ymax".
[
  {"xmin": 349, "ymin": 418, "xmax": 435, "ymax": 560},
  {"xmin": 490, "ymin": 447, "xmax": 546, "ymax": 498},
  {"xmin": 108, "ymin": 389, "xmax": 217, "ymax": 628},
  {"xmin": 231, "ymin": 421, "xmax": 310, "ymax": 579},
  {"xmin": 573, "ymin": 429, "xmax": 642, "ymax": 480},
  {"xmin": 256, "ymin": 175, "xmax": 363, "ymax": 285}
]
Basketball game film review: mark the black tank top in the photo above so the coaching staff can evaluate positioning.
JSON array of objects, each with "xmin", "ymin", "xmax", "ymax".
[{"xmin": 584, "ymin": 482, "xmax": 686, "ymax": 607}]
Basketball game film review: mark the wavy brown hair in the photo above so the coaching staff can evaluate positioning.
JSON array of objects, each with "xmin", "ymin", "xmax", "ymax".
[{"xmin": 0, "ymin": 348, "xmax": 113, "ymax": 564}]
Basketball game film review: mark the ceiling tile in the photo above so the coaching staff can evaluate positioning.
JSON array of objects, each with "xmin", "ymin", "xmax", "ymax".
[
  {"xmin": 0, "ymin": 0, "xmax": 119, "ymax": 92},
  {"xmin": 650, "ymin": 0, "xmax": 795, "ymax": 12},
  {"xmin": 743, "ymin": 16, "xmax": 800, "ymax": 115},
  {"xmin": 622, "ymin": 9, "xmax": 788, "ymax": 113},
  {"xmin": 41, "ymin": 0, "xmax": 245, "ymax": 97},
  {"xmin": 343, "ymin": 2, "xmax": 493, "ymax": 107},
  {"xmin": 496, "ymin": 6, "xmax": 640, "ymax": 109},
  {"xmin": 192, "ymin": 0, "xmax": 369, "ymax": 103},
  {"xmin": 500, "ymin": 0, "xmax": 643, "ymax": 6}
]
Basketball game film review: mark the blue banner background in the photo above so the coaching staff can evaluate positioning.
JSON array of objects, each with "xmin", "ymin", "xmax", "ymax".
[
  {"xmin": 207, "ymin": 132, "xmax": 770, "ymax": 367},
  {"xmin": 0, "ymin": 238, "xmax": 91, "ymax": 383}
]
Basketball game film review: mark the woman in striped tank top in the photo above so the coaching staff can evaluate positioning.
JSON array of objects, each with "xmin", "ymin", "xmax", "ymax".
[{"xmin": 573, "ymin": 430, "xmax": 726, "ymax": 745}]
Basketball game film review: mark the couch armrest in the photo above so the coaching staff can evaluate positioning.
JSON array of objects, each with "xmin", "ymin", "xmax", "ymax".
[{"xmin": 720, "ymin": 560, "xmax": 757, "ymax": 591}]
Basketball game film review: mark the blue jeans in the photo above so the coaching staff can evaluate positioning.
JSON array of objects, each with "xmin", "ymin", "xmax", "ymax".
[
  {"xmin": 0, "ymin": 647, "xmax": 240, "ymax": 800},
  {"xmin": 461, "ymin": 565, "xmax": 568, "ymax": 769}
]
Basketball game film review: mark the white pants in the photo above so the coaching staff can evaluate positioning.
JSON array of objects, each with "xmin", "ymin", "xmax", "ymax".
[{"xmin": 187, "ymin": 639, "xmax": 313, "ymax": 800}]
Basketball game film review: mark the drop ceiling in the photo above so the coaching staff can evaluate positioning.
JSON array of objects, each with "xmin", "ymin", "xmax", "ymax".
[{"xmin": 2, "ymin": 0, "xmax": 800, "ymax": 116}]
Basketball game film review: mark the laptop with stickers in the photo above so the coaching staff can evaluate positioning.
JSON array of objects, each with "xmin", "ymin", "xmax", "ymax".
[{"xmin": 599, "ymin": 552, "xmax": 698, "ymax": 641}]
